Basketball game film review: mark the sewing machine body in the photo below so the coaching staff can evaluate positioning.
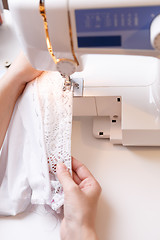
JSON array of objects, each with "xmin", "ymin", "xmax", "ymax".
[
  {"xmin": 2, "ymin": 0, "xmax": 160, "ymax": 146},
  {"xmin": 6, "ymin": 0, "xmax": 160, "ymax": 71},
  {"xmin": 72, "ymin": 54, "xmax": 160, "ymax": 146},
  {"xmin": 7, "ymin": 0, "xmax": 160, "ymax": 70}
]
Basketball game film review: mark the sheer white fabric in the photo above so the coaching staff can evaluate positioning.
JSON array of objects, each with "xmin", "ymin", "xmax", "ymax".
[{"xmin": 0, "ymin": 71, "xmax": 73, "ymax": 216}]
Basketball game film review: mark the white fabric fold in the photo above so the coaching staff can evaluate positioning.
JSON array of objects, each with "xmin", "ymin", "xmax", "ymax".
[{"xmin": 0, "ymin": 71, "xmax": 73, "ymax": 216}]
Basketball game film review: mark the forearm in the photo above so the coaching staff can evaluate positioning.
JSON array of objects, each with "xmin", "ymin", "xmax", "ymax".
[
  {"xmin": 62, "ymin": 222, "xmax": 99, "ymax": 240},
  {"xmin": 0, "ymin": 72, "xmax": 26, "ymax": 149}
]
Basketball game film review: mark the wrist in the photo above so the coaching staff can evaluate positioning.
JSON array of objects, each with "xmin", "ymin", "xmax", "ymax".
[
  {"xmin": 82, "ymin": 225, "xmax": 98, "ymax": 240},
  {"xmin": 5, "ymin": 68, "xmax": 26, "ymax": 85},
  {"xmin": 65, "ymin": 224, "xmax": 98, "ymax": 240},
  {"xmin": 2, "ymin": 72, "xmax": 26, "ymax": 99}
]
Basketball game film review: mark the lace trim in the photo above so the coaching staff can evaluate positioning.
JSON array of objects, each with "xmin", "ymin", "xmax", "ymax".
[{"xmin": 36, "ymin": 71, "xmax": 73, "ymax": 211}]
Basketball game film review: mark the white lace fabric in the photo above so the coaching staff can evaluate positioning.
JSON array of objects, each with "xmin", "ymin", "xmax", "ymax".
[
  {"xmin": 37, "ymin": 72, "xmax": 72, "ymax": 210},
  {"xmin": 0, "ymin": 71, "xmax": 73, "ymax": 215}
]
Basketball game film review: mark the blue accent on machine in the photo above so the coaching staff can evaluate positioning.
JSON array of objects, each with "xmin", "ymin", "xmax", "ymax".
[{"xmin": 75, "ymin": 6, "xmax": 160, "ymax": 49}]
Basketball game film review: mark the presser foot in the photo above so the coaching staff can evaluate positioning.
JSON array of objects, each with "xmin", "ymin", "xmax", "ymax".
[{"xmin": 63, "ymin": 76, "xmax": 83, "ymax": 96}]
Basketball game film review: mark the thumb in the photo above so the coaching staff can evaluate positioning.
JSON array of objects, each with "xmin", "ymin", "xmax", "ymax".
[{"xmin": 56, "ymin": 162, "xmax": 76, "ymax": 192}]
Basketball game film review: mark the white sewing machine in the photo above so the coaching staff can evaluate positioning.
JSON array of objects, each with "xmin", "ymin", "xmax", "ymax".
[{"xmin": 1, "ymin": 0, "xmax": 160, "ymax": 146}]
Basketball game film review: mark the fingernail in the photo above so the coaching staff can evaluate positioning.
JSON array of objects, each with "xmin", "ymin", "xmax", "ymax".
[{"xmin": 57, "ymin": 162, "xmax": 68, "ymax": 172}]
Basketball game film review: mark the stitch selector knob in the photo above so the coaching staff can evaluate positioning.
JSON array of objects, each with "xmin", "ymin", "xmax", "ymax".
[
  {"xmin": 56, "ymin": 59, "xmax": 77, "ymax": 76},
  {"xmin": 150, "ymin": 14, "xmax": 160, "ymax": 51}
]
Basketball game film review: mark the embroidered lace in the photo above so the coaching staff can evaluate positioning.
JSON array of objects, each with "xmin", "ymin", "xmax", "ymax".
[{"xmin": 36, "ymin": 71, "xmax": 73, "ymax": 211}]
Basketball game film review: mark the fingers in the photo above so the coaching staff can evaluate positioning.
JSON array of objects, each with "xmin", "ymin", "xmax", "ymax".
[
  {"xmin": 57, "ymin": 158, "xmax": 101, "ymax": 197},
  {"xmin": 72, "ymin": 157, "xmax": 94, "ymax": 182},
  {"xmin": 72, "ymin": 157, "xmax": 102, "ymax": 196},
  {"xmin": 72, "ymin": 171, "xmax": 81, "ymax": 185},
  {"xmin": 56, "ymin": 162, "xmax": 76, "ymax": 192}
]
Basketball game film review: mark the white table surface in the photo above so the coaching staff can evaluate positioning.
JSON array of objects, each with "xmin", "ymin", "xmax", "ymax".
[
  {"xmin": 72, "ymin": 117, "xmax": 160, "ymax": 240},
  {"xmin": 0, "ymin": 116, "xmax": 160, "ymax": 240}
]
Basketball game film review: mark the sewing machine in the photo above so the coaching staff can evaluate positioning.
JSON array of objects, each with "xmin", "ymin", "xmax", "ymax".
[{"xmin": 2, "ymin": 0, "xmax": 160, "ymax": 146}]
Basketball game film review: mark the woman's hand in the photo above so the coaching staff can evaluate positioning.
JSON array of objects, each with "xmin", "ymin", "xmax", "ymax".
[
  {"xmin": 0, "ymin": 52, "xmax": 42, "ymax": 149},
  {"xmin": 6, "ymin": 51, "xmax": 42, "ymax": 86},
  {"xmin": 56, "ymin": 158, "xmax": 101, "ymax": 240}
]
